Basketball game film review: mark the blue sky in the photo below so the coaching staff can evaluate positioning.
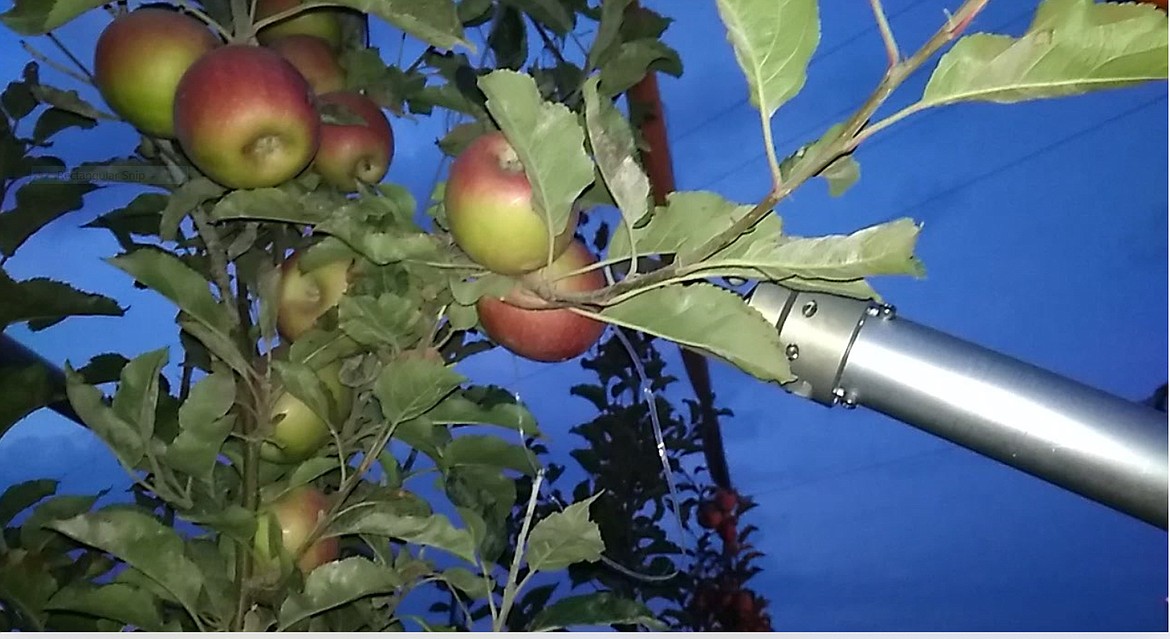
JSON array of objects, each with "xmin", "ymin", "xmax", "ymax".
[{"xmin": 1, "ymin": 0, "xmax": 1167, "ymax": 632}]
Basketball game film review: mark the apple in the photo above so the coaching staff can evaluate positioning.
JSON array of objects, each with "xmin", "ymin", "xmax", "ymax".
[
  {"xmin": 698, "ymin": 502, "xmax": 724, "ymax": 529},
  {"xmin": 476, "ymin": 240, "xmax": 607, "ymax": 363},
  {"xmin": 174, "ymin": 44, "xmax": 320, "ymax": 189},
  {"xmin": 444, "ymin": 131, "xmax": 579, "ymax": 275},
  {"xmin": 277, "ymin": 251, "xmax": 354, "ymax": 341},
  {"xmin": 93, "ymin": 8, "xmax": 220, "ymax": 138},
  {"xmin": 714, "ymin": 488, "xmax": 738, "ymax": 513},
  {"xmin": 265, "ymin": 34, "xmax": 347, "ymax": 94},
  {"xmin": 312, "ymin": 91, "xmax": 394, "ymax": 191},
  {"xmin": 254, "ymin": 0, "xmax": 346, "ymax": 49},
  {"xmin": 261, "ymin": 354, "xmax": 353, "ymax": 464},
  {"xmin": 254, "ymin": 486, "xmax": 338, "ymax": 574}
]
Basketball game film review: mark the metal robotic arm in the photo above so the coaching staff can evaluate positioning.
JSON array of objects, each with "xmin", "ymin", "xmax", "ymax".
[{"xmin": 748, "ymin": 282, "xmax": 1168, "ymax": 530}]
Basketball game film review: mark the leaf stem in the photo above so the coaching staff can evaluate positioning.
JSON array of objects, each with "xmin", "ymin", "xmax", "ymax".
[
  {"xmin": 869, "ymin": 0, "xmax": 901, "ymax": 67},
  {"xmin": 172, "ymin": 0, "xmax": 233, "ymax": 41},
  {"xmin": 46, "ymin": 33, "xmax": 95, "ymax": 82},
  {"xmin": 20, "ymin": 41, "xmax": 90, "ymax": 85},
  {"xmin": 495, "ymin": 468, "xmax": 543, "ymax": 632}
]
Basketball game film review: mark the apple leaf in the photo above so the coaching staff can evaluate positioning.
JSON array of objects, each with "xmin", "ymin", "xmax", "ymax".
[
  {"xmin": 17, "ymin": 491, "xmax": 103, "ymax": 551},
  {"xmin": 0, "ymin": 479, "xmax": 58, "ymax": 527},
  {"xmin": 582, "ymin": 76, "xmax": 649, "ymax": 262},
  {"xmin": 33, "ymin": 107, "xmax": 97, "ymax": 144},
  {"xmin": 327, "ymin": 0, "xmax": 471, "ymax": 52},
  {"xmin": 715, "ymin": 0, "xmax": 819, "ymax": 119},
  {"xmin": 165, "ymin": 372, "xmax": 236, "ymax": 480},
  {"xmin": 0, "ymin": 0, "xmax": 106, "ymax": 34},
  {"xmin": 440, "ymin": 435, "xmax": 539, "ymax": 476},
  {"xmin": 110, "ymin": 348, "xmax": 169, "ymax": 444},
  {"xmin": 45, "ymin": 583, "xmax": 165, "ymax": 632},
  {"xmin": 428, "ymin": 385, "xmax": 541, "ymax": 436},
  {"xmin": 592, "ymin": 283, "xmax": 792, "ymax": 385},
  {"xmin": 160, "ymin": 178, "xmax": 225, "ymax": 242},
  {"xmin": 0, "ymin": 364, "xmax": 57, "ymax": 440},
  {"xmin": 820, "ymin": 155, "xmax": 860, "ymax": 197},
  {"xmin": 782, "ymin": 276, "xmax": 881, "ymax": 301},
  {"xmin": 585, "ymin": 0, "xmax": 633, "ymax": 73},
  {"xmin": 529, "ymin": 592, "xmax": 665, "ymax": 632},
  {"xmin": 48, "ymin": 508, "xmax": 204, "ymax": 618},
  {"xmin": 502, "ymin": 0, "xmax": 575, "ymax": 35},
  {"xmin": 449, "ymin": 273, "xmax": 512, "ymax": 305},
  {"xmin": 477, "ymin": 70, "xmax": 595, "ymax": 254},
  {"xmin": 338, "ymin": 293, "xmax": 428, "ymax": 351},
  {"xmin": 441, "ymin": 566, "xmax": 489, "ymax": 599},
  {"xmin": 276, "ymin": 557, "xmax": 404, "ymax": 630},
  {"xmin": 525, "ymin": 493, "xmax": 603, "ymax": 572},
  {"xmin": 179, "ymin": 504, "xmax": 255, "ymax": 547},
  {"xmin": 107, "ymin": 247, "xmax": 234, "ymax": 343},
  {"xmin": 0, "ymin": 549, "xmax": 58, "ymax": 628},
  {"xmin": 0, "ymin": 179, "xmax": 100, "ymax": 257},
  {"xmin": 607, "ymin": 190, "xmax": 776, "ymax": 261},
  {"xmin": 922, "ymin": 0, "xmax": 1168, "ymax": 109},
  {"xmin": 272, "ymin": 359, "xmax": 336, "ymax": 427},
  {"xmin": 2, "ymin": 77, "xmax": 37, "ymax": 120},
  {"xmin": 597, "ymin": 38, "xmax": 683, "ymax": 97},
  {"xmin": 209, "ymin": 186, "xmax": 343, "ymax": 226},
  {"xmin": 326, "ymin": 510, "xmax": 476, "ymax": 563},
  {"xmin": 0, "ymin": 272, "xmax": 124, "ymax": 331},
  {"xmin": 317, "ymin": 218, "xmax": 442, "ymax": 266},
  {"xmin": 64, "ymin": 366, "xmax": 146, "ymax": 470},
  {"xmin": 84, "ymin": 193, "xmax": 169, "ymax": 249},
  {"xmin": 374, "ymin": 354, "xmax": 465, "ymax": 424}
]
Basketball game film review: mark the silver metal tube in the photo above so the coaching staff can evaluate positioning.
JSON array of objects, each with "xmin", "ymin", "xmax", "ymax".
[{"xmin": 748, "ymin": 283, "xmax": 1169, "ymax": 529}]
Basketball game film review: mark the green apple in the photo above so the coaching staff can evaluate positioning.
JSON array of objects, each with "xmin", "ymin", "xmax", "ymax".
[
  {"xmin": 276, "ymin": 251, "xmax": 353, "ymax": 341},
  {"xmin": 444, "ymin": 131, "xmax": 579, "ymax": 275},
  {"xmin": 254, "ymin": 0, "xmax": 345, "ymax": 49},
  {"xmin": 173, "ymin": 44, "xmax": 320, "ymax": 189},
  {"xmin": 313, "ymin": 91, "xmax": 394, "ymax": 192},
  {"xmin": 93, "ymin": 7, "xmax": 220, "ymax": 138},
  {"xmin": 265, "ymin": 34, "xmax": 346, "ymax": 94},
  {"xmin": 254, "ymin": 486, "xmax": 339, "ymax": 574},
  {"xmin": 476, "ymin": 239, "xmax": 607, "ymax": 362},
  {"xmin": 261, "ymin": 353, "xmax": 353, "ymax": 464}
]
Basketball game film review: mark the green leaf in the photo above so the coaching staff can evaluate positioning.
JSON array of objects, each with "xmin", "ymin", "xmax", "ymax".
[
  {"xmin": 922, "ymin": 0, "xmax": 1168, "ymax": 108},
  {"xmin": 160, "ymin": 177, "xmax": 224, "ymax": 241},
  {"xmin": 585, "ymin": 0, "xmax": 633, "ymax": 72},
  {"xmin": 598, "ymin": 38, "xmax": 682, "ymax": 97},
  {"xmin": 165, "ymin": 372, "xmax": 236, "ymax": 479},
  {"xmin": 32, "ymin": 107, "xmax": 96, "ymax": 144},
  {"xmin": 477, "ymin": 70, "xmax": 595, "ymax": 247},
  {"xmin": 525, "ymin": 494, "xmax": 603, "ymax": 572},
  {"xmin": 27, "ymin": 81, "xmax": 110, "ymax": 121},
  {"xmin": 0, "ymin": 179, "xmax": 99, "ymax": 257},
  {"xmin": 608, "ymin": 190, "xmax": 775, "ymax": 260},
  {"xmin": 111, "ymin": 348, "xmax": 168, "ymax": 444},
  {"xmin": 782, "ymin": 276, "xmax": 880, "ymax": 301},
  {"xmin": 821, "ymin": 155, "xmax": 860, "ymax": 197},
  {"xmin": 441, "ymin": 435, "xmax": 538, "ymax": 475},
  {"xmin": 441, "ymin": 566, "xmax": 489, "ymax": 599},
  {"xmin": 48, "ymin": 508, "xmax": 204, "ymax": 615},
  {"xmin": 272, "ymin": 359, "xmax": 334, "ymax": 426},
  {"xmin": 276, "ymin": 557, "xmax": 404, "ymax": 630},
  {"xmin": 45, "ymin": 583, "xmax": 164, "ymax": 631},
  {"xmin": 594, "ymin": 283, "xmax": 792, "ymax": 384},
  {"xmin": 0, "ymin": 273, "xmax": 122, "ymax": 331},
  {"xmin": 715, "ymin": 0, "xmax": 819, "ymax": 118},
  {"xmin": 428, "ymin": 385, "xmax": 540, "ymax": 436},
  {"xmin": 317, "ymin": 216, "xmax": 442, "ymax": 266},
  {"xmin": 374, "ymin": 355, "xmax": 466, "ymax": 424},
  {"xmin": 17, "ymin": 492, "xmax": 101, "ymax": 550},
  {"xmin": 0, "ymin": 365, "xmax": 56, "ymax": 440},
  {"xmin": 0, "ymin": 0, "xmax": 105, "ymax": 34},
  {"xmin": 488, "ymin": 6, "xmax": 528, "ymax": 70},
  {"xmin": 83, "ymin": 193, "xmax": 168, "ymax": 248},
  {"xmin": 209, "ymin": 185, "xmax": 341, "ymax": 226},
  {"xmin": 327, "ymin": 0, "xmax": 471, "ymax": 51},
  {"xmin": 64, "ymin": 367, "xmax": 145, "ymax": 469},
  {"xmin": 582, "ymin": 76, "xmax": 649, "ymax": 256},
  {"xmin": 457, "ymin": 0, "xmax": 493, "ymax": 25},
  {"xmin": 181, "ymin": 504, "xmax": 255, "ymax": 545},
  {"xmin": 338, "ymin": 294, "xmax": 427, "ymax": 350},
  {"xmin": 0, "ymin": 549, "xmax": 58, "ymax": 629},
  {"xmin": 0, "ymin": 479, "xmax": 57, "ymax": 527},
  {"xmin": 529, "ymin": 592, "xmax": 665, "ymax": 631},
  {"xmin": 327, "ymin": 510, "xmax": 475, "ymax": 563},
  {"xmin": 2, "ymin": 78, "xmax": 36, "ymax": 120},
  {"xmin": 502, "ymin": 0, "xmax": 575, "ymax": 35}
]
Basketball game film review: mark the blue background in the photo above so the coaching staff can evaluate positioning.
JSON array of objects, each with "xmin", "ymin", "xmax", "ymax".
[{"xmin": 0, "ymin": 0, "xmax": 1166, "ymax": 631}]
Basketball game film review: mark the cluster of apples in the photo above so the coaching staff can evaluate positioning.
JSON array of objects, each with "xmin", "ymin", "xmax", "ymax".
[
  {"xmin": 698, "ymin": 487, "xmax": 742, "ymax": 552},
  {"xmin": 93, "ymin": 0, "xmax": 393, "ymax": 192},
  {"xmin": 690, "ymin": 576, "xmax": 773, "ymax": 633},
  {"xmin": 443, "ymin": 131, "xmax": 609, "ymax": 363}
]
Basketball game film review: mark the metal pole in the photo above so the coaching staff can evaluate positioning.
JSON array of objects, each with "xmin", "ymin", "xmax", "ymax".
[{"xmin": 748, "ymin": 282, "xmax": 1169, "ymax": 530}]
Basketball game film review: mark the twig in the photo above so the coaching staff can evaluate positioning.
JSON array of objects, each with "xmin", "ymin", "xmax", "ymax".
[
  {"xmin": 868, "ymin": 0, "xmax": 901, "ymax": 67},
  {"xmin": 46, "ymin": 33, "xmax": 95, "ymax": 81},
  {"xmin": 20, "ymin": 41, "xmax": 90, "ymax": 85},
  {"xmin": 495, "ymin": 468, "xmax": 544, "ymax": 632}
]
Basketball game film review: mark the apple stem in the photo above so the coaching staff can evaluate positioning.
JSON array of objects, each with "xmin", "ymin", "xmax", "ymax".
[{"xmin": 229, "ymin": 0, "xmax": 256, "ymax": 43}]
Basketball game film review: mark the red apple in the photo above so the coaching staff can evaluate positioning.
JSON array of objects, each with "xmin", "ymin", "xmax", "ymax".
[
  {"xmin": 444, "ymin": 131, "xmax": 579, "ymax": 275},
  {"xmin": 261, "ymin": 353, "xmax": 353, "ymax": 464},
  {"xmin": 174, "ymin": 44, "xmax": 320, "ymax": 189},
  {"xmin": 313, "ymin": 91, "xmax": 394, "ymax": 191},
  {"xmin": 715, "ymin": 488, "xmax": 738, "ymax": 514},
  {"xmin": 265, "ymin": 34, "xmax": 347, "ymax": 94},
  {"xmin": 93, "ymin": 8, "xmax": 220, "ymax": 138},
  {"xmin": 254, "ymin": 486, "xmax": 339, "ymax": 574},
  {"xmin": 254, "ymin": 0, "xmax": 346, "ymax": 49},
  {"xmin": 476, "ymin": 240, "xmax": 607, "ymax": 363},
  {"xmin": 698, "ymin": 502, "xmax": 724, "ymax": 529},
  {"xmin": 276, "ymin": 252, "xmax": 354, "ymax": 341}
]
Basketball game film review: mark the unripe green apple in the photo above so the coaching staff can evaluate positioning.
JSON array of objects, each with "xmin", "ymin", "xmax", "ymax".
[
  {"xmin": 276, "ymin": 252, "xmax": 354, "ymax": 341},
  {"xmin": 93, "ymin": 8, "xmax": 220, "ymax": 138},
  {"xmin": 476, "ymin": 240, "xmax": 607, "ymax": 362},
  {"xmin": 254, "ymin": 486, "xmax": 339, "ymax": 574},
  {"xmin": 265, "ymin": 34, "xmax": 347, "ymax": 94},
  {"xmin": 444, "ymin": 131, "xmax": 579, "ymax": 275},
  {"xmin": 173, "ymin": 44, "xmax": 320, "ymax": 189},
  {"xmin": 313, "ymin": 91, "xmax": 394, "ymax": 192},
  {"xmin": 254, "ymin": 0, "xmax": 345, "ymax": 49},
  {"xmin": 261, "ymin": 354, "xmax": 353, "ymax": 464}
]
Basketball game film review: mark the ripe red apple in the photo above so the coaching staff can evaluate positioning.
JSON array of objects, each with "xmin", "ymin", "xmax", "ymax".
[
  {"xmin": 173, "ymin": 44, "xmax": 320, "ymax": 189},
  {"xmin": 476, "ymin": 240, "xmax": 607, "ymax": 363},
  {"xmin": 277, "ymin": 252, "xmax": 354, "ymax": 341},
  {"xmin": 313, "ymin": 91, "xmax": 394, "ymax": 191},
  {"xmin": 266, "ymin": 34, "xmax": 346, "ymax": 94},
  {"xmin": 254, "ymin": 486, "xmax": 339, "ymax": 573},
  {"xmin": 714, "ymin": 488, "xmax": 738, "ymax": 514},
  {"xmin": 93, "ymin": 8, "xmax": 220, "ymax": 138},
  {"xmin": 261, "ymin": 354, "xmax": 353, "ymax": 464},
  {"xmin": 444, "ymin": 131, "xmax": 579, "ymax": 275},
  {"xmin": 254, "ymin": 0, "xmax": 345, "ymax": 49},
  {"xmin": 698, "ymin": 502, "xmax": 723, "ymax": 529}
]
